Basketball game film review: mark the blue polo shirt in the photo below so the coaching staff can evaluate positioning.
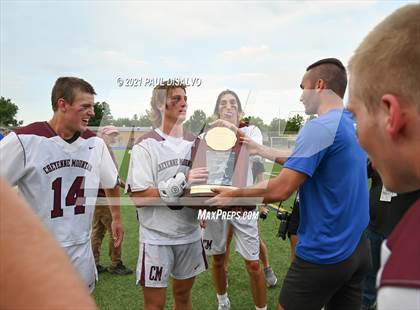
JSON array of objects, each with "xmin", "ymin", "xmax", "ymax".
[{"xmin": 284, "ymin": 108, "xmax": 369, "ymax": 264}]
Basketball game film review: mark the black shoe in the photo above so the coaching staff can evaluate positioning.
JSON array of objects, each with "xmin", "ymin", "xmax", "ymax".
[
  {"xmin": 108, "ymin": 262, "xmax": 133, "ymax": 275},
  {"xmin": 96, "ymin": 264, "xmax": 107, "ymax": 273}
]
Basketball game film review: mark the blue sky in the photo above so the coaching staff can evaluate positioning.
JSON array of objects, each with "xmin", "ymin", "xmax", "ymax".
[{"xmin": 1, "ymin": 0, "xmax": 416, "ymax": 125}]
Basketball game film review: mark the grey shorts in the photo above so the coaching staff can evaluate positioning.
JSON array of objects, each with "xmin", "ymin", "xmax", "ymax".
[
  {"xmin": 202, "ymin": 217, "xmax": 260, "ymax": 261},
  {"xmin": 136, "ymin": 239, "xmax": 208, "ymax": 288}
]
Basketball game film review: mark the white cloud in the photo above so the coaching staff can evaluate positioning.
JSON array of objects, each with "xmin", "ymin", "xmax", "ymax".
[
  {"xmin": 221, "ymin": 45, "xmax": 270, "ymax": 60},
  {"xmin": 2, "ymin": 0, "xmax": 416, "ymax": 126}
]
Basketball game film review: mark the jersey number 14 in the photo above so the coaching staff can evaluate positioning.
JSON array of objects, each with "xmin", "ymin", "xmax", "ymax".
[{"xmin": 51, "ymin": 176, "xmax": 85, "ymax": 218}]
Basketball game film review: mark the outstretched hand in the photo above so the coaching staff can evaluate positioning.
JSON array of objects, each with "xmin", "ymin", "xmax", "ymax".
[
  {"xmin": 240, "ymin": 135, "xmax": 261, "ymax": 155},
  {"xmin": 206, "ymin": 187, "xmax": 235, "ymax": 206},
  {"xmin": 209, "ymin": 119, "xmax": 239, "ymax": 133}
]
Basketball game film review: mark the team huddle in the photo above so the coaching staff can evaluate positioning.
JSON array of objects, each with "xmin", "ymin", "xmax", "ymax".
[{"xmin": 1, "ymin": 4, "xmax": 419, "ymax": 310}]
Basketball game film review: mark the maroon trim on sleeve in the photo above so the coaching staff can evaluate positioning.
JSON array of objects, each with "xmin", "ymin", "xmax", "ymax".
[
  {"xmin": 14, "ymin": 122, "xmax": 57, "ymax": 138},
  {"xmin": 134, "ymin": 129, "xmax": 165, "ymax": 145},
  {"xmin": 14, "ymin": 122, "xmax": 96, "ymax": 140},
  {"xmin": 183, "ymin": 131, "xmax": 197, "ymax": 142},
  {"xmin": 380, "ymin": 199, "xmax": 420, "ymax": 289}
]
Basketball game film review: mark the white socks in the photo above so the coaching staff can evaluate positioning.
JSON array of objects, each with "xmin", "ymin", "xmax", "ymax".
[
  {"xmin": 217, "ymin": 293, "xmax": 265, "ymax": 310},
  {"xmin": 217, "ymin": 293, "xmax": 229, "ymax": 304}
]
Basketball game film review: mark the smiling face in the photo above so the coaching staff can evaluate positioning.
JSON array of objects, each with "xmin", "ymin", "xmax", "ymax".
[
  {"xmin": 161, "ymin": 87, "xmax": 187, "ymax": 124},
  {"xmin": 217, "ymin": 93, "xmax": 240, "ymax": 125},
  {"xmin": 61, "ymin": 90, "xmax": 95, "ymax": 134}
]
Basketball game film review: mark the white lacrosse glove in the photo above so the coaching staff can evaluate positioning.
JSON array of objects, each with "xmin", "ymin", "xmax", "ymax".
[{"xmin": 158, "ymin": 172, "xmax": 187, "ymax": 204}]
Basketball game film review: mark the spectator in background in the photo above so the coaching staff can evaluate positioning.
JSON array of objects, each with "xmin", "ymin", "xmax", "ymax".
[
  {"xmin": 92, "ymin": 125, "xmax": 133, "ymax": 275},
  {"xmin": 286, "ymin": 193, "xmax": 299, "ymax": 261},
  {"xmin": 361, "ymin": 161, "xmax": 419, "ymax": 310}
]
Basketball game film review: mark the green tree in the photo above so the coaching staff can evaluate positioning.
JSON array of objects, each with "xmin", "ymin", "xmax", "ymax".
[
  {"xmin": 113, "ymin": 114, "xmax": 152, "ymax": 128},
  {"xmin": 268, "ymin": 117, "xmax": 286, "ymax": 136},
  {"xmin": 0, "ymin": 97, "xmax": 23, "ymax": 127},
  {"xmin": 247, "ymin": 116, "xmax": 268, "ymax": 133},
  {"xmin": 113, "ymin": 117, "xmax": 132, "ymax": 127},
  {"xmin": 184, "ymin": 110, "xmax": 207, "ymax": 134},
  {"xmin": 138, "ymin": 114, "xmax": 152, "ymax": 127},
  {"xmin": 88, "ymin": 102, "xmax": 113, "ymax": 126},
  {"xmin": 285, "ymin": 114, "xmax": 304, "ymax": 133}
]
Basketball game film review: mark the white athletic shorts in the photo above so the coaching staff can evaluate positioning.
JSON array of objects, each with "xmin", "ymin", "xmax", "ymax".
[
  {"xmin": 136, "ymin": 239, "xmax": 208, "ymax": 288},
  {"xmin": 202, "ymin": 216, "xmax": 260, "ymax": 261},
  {"xmin": 63, "ymin": 240, "xmax": 97, "ymax": 293}
]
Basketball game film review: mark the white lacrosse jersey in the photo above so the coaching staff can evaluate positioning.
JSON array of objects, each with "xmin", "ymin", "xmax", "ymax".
[
  {"xmin": 126, "ymin": 128, "xmax": 201, "ymax": 245},
  {"xmin": 0, "ymin": 122, "xmax": 118, "ymax": 247}
]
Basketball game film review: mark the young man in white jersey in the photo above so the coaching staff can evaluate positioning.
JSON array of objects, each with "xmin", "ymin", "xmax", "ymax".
[
  {"xmin": 0, "ymin": 77, "xmax": 123, "ymax": 292},
  {"xmin": 126, "ymin": 81, "xmax": 207, "ymax": 310},
  {"xmin": 202, "ymin": 90, "xmax": 267, "ymax": 310}
]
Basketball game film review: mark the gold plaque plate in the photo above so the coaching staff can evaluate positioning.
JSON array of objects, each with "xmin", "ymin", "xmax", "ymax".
[
  {"xmin": 189, "ymin": 185, "xmax": 238, "ymax": 196},
  {"xmin": 205, "ymin": 127, "xmax": 237, "ymax": 151}
]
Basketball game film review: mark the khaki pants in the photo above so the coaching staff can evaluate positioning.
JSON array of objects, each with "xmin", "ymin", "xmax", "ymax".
[{"xmin": 91, "ymin": 205, "xmax": 122, "ymax": 267}]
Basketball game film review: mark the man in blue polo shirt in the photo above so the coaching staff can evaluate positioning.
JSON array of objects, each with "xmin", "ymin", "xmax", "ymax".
[{"xmin": 211, "ymin": 58, "xmax": 370, "ymax": 310}]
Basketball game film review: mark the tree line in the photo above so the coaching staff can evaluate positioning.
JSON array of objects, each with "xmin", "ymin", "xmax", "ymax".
[
  {"xmin": 0, "ymin": 98, "xmax": 305, "ymax": 135},
  {"xmin": 88, "ymin": 102, "xmax": 305, "ymax": 136}
]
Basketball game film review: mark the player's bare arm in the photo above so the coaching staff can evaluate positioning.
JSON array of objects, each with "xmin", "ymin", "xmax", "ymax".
[
  {"xmin": 240, "ymin": 135, "xmax": 291, "ymax": 165},
  {"xmin": 209, "ymin": 168, "xmax": 307, "ymax": 205}
]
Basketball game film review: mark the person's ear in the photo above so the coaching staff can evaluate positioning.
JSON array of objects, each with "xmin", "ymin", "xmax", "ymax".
[
  {"xmin": 381, "ymin": 94, "xmax": 405, "ymax": 140},
  {"xmin": 56, "ymin": 98, "xmax": 67, "ymax": 112},
  {"xmin": 315, "ymin": 79, "xmax": 326, "ymax": 93}
]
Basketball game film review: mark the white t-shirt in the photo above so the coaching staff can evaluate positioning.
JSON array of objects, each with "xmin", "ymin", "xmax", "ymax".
[
  {"xmin": 240, "ymin": 125, "xmax": 263, "ymax": 186},
  {"xmin": 0, "ymin": 122, "xmax": 118, "ymax": 247},
  {"xmin": 126, "ymin": 128, "xmax": 201, "ymax": 245}
]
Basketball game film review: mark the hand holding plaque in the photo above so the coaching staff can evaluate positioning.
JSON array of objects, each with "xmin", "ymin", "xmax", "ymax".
[{"xmin": 189, "ymin": 126, "xmax": 249, "ymax": 196}]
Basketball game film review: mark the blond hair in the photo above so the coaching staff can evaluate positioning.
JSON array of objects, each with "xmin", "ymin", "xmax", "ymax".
[
  {"xmin": 147, "ymin": 81, "xmax": 186, "ymax": 127},
  {"xmin": 348, "ymin": 4, "xmax": 420, "ymax": 112}
]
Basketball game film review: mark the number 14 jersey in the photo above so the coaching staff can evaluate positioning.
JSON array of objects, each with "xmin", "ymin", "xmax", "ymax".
[{"xmin": 0, "ymin": 122, "xmax": 118, "ymax": 247}]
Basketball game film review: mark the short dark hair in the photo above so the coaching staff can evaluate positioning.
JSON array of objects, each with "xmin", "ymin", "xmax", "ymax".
[
  {"xmin": 213, "ymin": 89, "xmax": 243, "ymax": 116},
  {"xmin": 51, "ymin": 77, "xmax": 96, "ymax": 111},
  {"xmin": 306, "ymin": 58, "xmax": 347, "ymax": 99}
]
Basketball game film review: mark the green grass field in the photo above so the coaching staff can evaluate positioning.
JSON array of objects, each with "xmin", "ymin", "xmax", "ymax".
[{"xmin": 92, "ymin": 150, "xmax": 295, "ymax": 309}]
